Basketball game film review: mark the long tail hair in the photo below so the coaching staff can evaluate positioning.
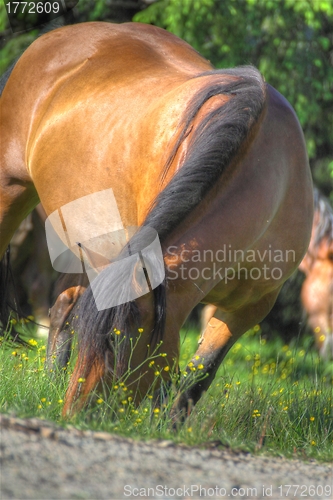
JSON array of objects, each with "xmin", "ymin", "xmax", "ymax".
[{"xmin": 69, "ymin": 66, "xmax": 267, "ymax": 386}]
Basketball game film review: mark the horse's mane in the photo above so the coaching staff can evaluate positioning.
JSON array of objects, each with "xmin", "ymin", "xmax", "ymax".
[
  {"xmin": 72, "ymin": 66, "xmax": 267, "ymax": 378},
  {"xmin": 312, "ymin": 187, "xmax": 333, "ymax": 250}
]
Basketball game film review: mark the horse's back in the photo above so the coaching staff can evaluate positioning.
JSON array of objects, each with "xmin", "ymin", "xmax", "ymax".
[
  {"xmin": 0, "ymin": 23, "xmax": 213, "ymax": 222},
  {"xmin": 1, "ymin": 22, "xmax": 211, "ymax": 120}
]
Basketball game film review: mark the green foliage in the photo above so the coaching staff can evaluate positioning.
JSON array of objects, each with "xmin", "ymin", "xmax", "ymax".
[
  {"xmin": 0, "ymin": 0, "xmax": 141, "ymax": 74},
  {"xmin": 0, "ymin": 30, "xmax": 38, "ymax": 74},
  {"xmin": 75, "ymin": 0, "xmax": 112, "ymax": 22},
  {"xmin": 135, "ymin": 0, "xmax": 333, "ymax": 200}
]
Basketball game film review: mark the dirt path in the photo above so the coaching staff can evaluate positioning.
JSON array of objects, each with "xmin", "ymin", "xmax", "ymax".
[{"xmin": 1, "ymin": 414, "xmax": 332, "ymax": 500}]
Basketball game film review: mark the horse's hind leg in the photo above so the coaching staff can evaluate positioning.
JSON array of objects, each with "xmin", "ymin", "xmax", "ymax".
[
  {"xmin": 171, "ymin": 314, "xmax": 236, "ymax": 419},
  {"xmin": 199, "ymin": 304, "xmax": 217, "ymax": 343},
  {"xmin": 47, "ymin": 273, "xmax": 87, "ymax": 371},
  {"xmin": 171, "ymin": 290, "xmax": 281, "ymax": 420}
]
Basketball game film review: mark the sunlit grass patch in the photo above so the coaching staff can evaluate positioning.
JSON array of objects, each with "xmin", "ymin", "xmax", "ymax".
[{"xmin": 0, "ymin": 325, "xmax": 332, "ymax": 460}]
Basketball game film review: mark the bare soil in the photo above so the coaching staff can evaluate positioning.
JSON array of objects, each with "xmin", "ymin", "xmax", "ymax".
[{"xmin": 1, "ymin": 414, "xmax": 332, "ymax": 500}]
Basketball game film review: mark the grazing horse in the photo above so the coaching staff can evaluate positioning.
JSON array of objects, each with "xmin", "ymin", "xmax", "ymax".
[
  {"xmin": 299, "ymin": 188, "xmax": 333, "ymax": 358},
  {"xmin": 0, "ymin": 22, "xmax": 313, "ymax": 416}
]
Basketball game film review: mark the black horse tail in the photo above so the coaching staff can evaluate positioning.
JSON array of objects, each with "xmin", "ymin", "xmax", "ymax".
[{"xmin": 67, "ymin": 227, "xmax": 167, "ymax": 400}]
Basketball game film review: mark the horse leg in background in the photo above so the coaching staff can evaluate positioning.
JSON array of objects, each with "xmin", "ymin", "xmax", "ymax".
[
  {"xmin": 171, "ymin": 290, "xmax": 281, "ymax": 421},
  {"xmin": 47, "ymin": 273, "xmax": 87, "ymax": 371},
  {"xmin": 301, "ymin": 260, "xmax": 333, "ymax": 360}
]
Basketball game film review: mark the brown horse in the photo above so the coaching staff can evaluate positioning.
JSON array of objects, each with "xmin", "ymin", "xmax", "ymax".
[
  {"xmin": 202, "ymin": 188, "xmax": 333, "ymax": 360},
  {"xmin": 299, "ymin": 188, "xmax": 333, "ymax": 358},
  {"xmin": 0, "ymin": 22, "xmax": 313, "ymax": 416}
]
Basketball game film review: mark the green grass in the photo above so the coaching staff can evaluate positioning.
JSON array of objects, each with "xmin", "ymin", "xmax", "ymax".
[{"xmin": 1, "ymin": 323, "xmax": 332, "ymax": 461}]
